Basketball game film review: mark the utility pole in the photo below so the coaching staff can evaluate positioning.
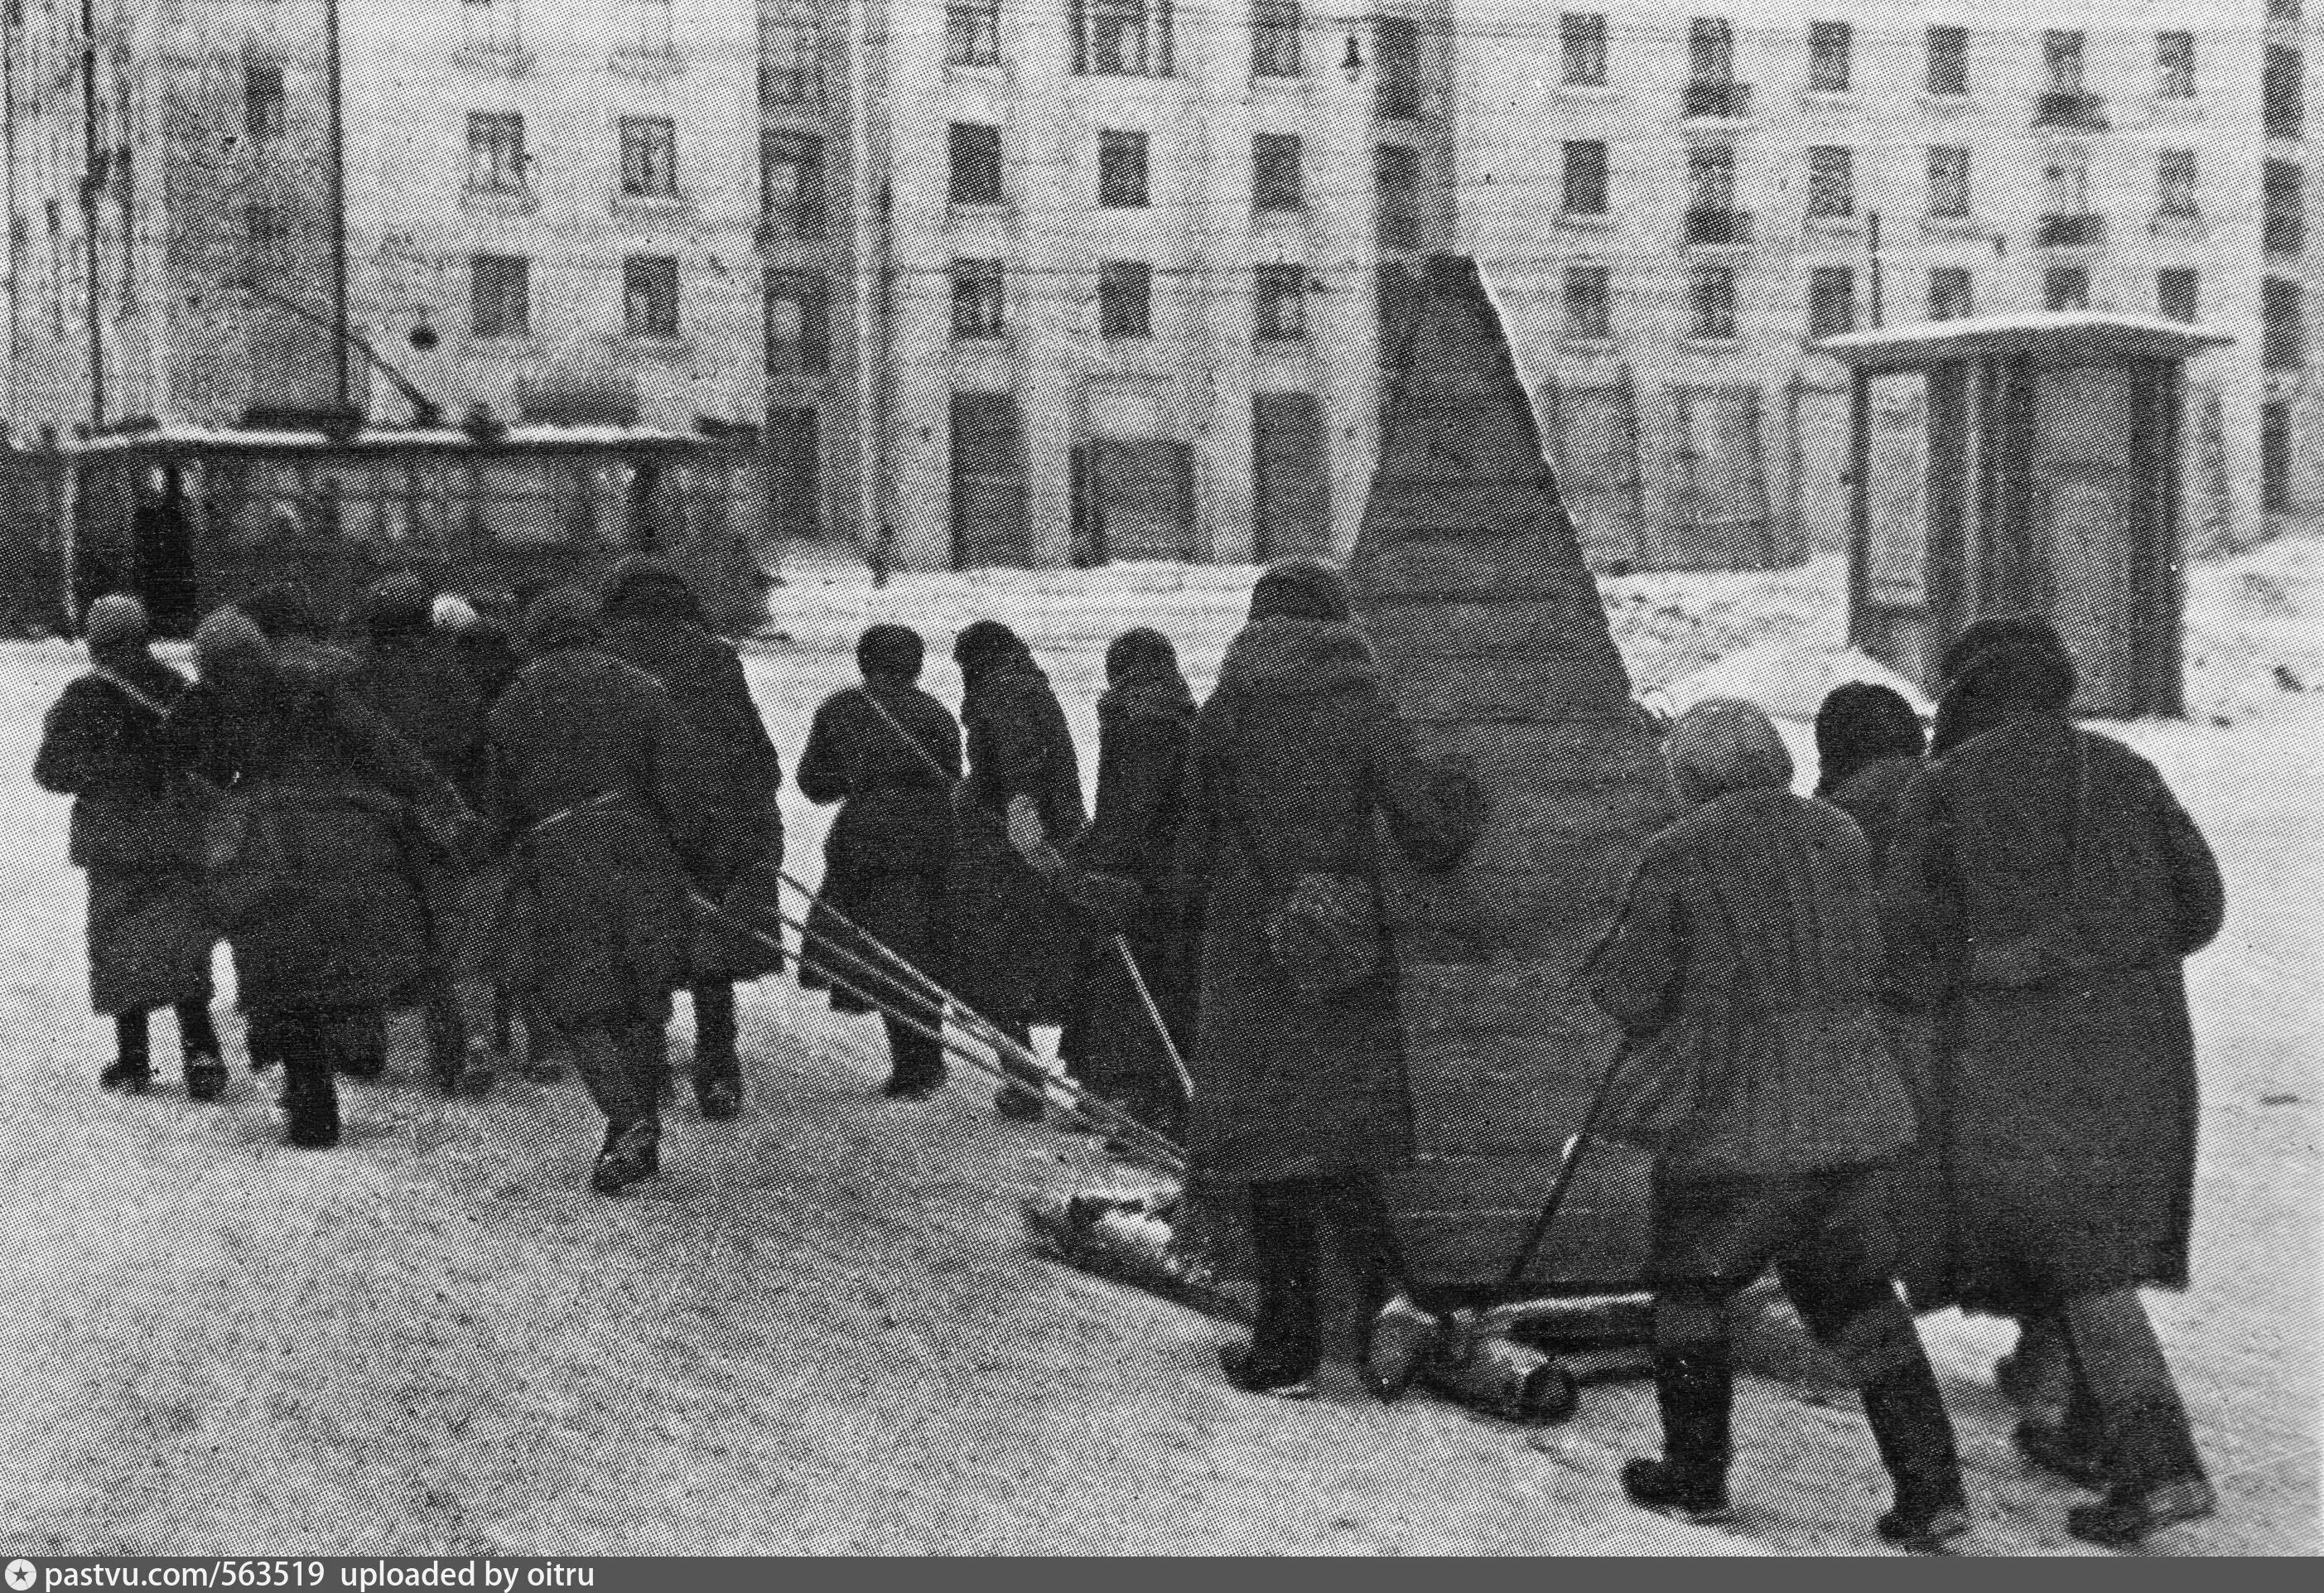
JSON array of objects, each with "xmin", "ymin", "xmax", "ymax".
[
  {"xmin": 77, "ymin": 0, "xmax": 103, "ymax": 427},
  {"xmin": 3, "ymin": 15, "xmax": 20, "ymax": 423},
  {"xmin": 324, "ymin": 0, "xmax": 351, "ymax": 413},
  {"xmin": 1867, "ymin": 209, "xmax": 1884, "ymax": 330}
]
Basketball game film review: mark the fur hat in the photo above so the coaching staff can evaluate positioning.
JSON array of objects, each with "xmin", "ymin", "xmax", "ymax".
[
  {"xmin": 83, "ymin": 593, "xmax": 148, "ymax": 652},
  {"xmin": 856, "ymin": 623, "xmax": 925, "ymax": 681},
  {"xmin": 1248, "ymin": 559, "xmax": 1350, "ymax": 625},
  {"xmin": 953, "ymin": 619, "xmax": 1027, "ymax": 678},
  {"xmin": 192, "ymin": 606, "xmax": 274, "ymax": 685},
  {"xmin": 1813, "ymin": 682, "xmax": 1926, "ymax": 797},
  {"xmin": 599, "ymin": 554, "xmax": 701, "ymax": 622}
]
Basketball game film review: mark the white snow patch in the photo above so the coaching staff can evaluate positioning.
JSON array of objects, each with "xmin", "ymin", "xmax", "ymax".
[{"xmin": 1660, "ymin": 640, "xmax": 1933, "ymax": 722}]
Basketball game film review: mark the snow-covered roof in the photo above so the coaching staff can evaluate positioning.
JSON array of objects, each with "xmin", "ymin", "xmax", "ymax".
[
  {"xmin": 1817, "ymin": 311, "xmax": 2233, "ymax": 369},
  {"xmin": 61, "ymin": 423, "xmax": 708, "ymax": 456}
]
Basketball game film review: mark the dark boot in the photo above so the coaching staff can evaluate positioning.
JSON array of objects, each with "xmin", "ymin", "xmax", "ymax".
[
  {"xmin": 881, "ymin": 1015, "xmax": 945, "ymax": 1098},
  {"xmin": 178, "ymin": 1002, "xmax": 227, "ymax": 1101},
  {"xmin": 591, "ymin": 1116, "xmax": 661, "ymax": 1195},
  {"xmin": 1997, "ymin": 1312, "xmax": 2076, "ymax": 1412},
  {"xmin": 1862, "ymin": 1350, "xmax": 1972, "ymax": 1552},
  {"xmin": 103, "ymin": 1011, "xmax": 153, "ymax": 1093},
  {"xmin": 1622, "ymin": 1345, "xmax": 1736, "ymax": 1524},
  {"xmin": 692, "ymin": 981, "xmax": 741, "ymax": 1120},
  {"xmin": 2059, "ymin": 1289, "xmax": 2216, "ymax": 1547},
  {"xmin": 277, "ymin": 1018, "xmax": 341, "ymax": 1149},
  {"xmin": 1227, "ymin": 1179, "xmax": 1322, "ymax": 1393},
  {"xmin": 2014, "ymin": 1370, "xmax": 2109, "ymax": 1492},
  {"xmin": 332, "ymin": 1008, "xmax": 386, "ymax": 1081}
]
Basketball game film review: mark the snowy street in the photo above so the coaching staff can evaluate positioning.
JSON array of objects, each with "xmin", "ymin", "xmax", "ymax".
[{"xmin": 1, "ymin": 541, "xmax": 2315, "ymax": 1556}]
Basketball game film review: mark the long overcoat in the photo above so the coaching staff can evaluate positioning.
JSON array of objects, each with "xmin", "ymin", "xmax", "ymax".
[
  {"xmin": 795, "ymin": 680, "xmax": 962, "ymax": 1028},
  {"xmin": 170, "ymin": 647, "xmax": 467, "ymax": 1016},
  {"xmin": 600, "ymin": 614, "xmax": 786, "ymax": 982},
  {"xmin": 1585, "ymin": 788, "xmax": 1919, "ymax": 1185},
  {"xmin": 34, "ymin": 655, "xmax": 215, "ymax": 1016},
  {"xmin": 1058, "ymin": 669, "xmax": 1197, "ymax": 1122},
  {"xmin": 1880, "ymin": 716, "xmax": 2225, "ymax": 1313},
  {"xmin": 350, "ymin": 630, "xmax": 491, "ymax": 978},
  {"xmin": 1173, "ymin": 617, "xmax": 1478, "ymax": 1187},
  {"xmin": 946, "ymin": 649, "xmax": 1089, "ymax": 1028},
  {"xmin": 485, "ymin": 645, "xmax": 729, "ymax": 1032}
]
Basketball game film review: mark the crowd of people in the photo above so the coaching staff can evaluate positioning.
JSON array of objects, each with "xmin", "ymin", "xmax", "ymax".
[{"xmin": 33, "ymin": 557, "xmax": 2226, "ymax": 1553}]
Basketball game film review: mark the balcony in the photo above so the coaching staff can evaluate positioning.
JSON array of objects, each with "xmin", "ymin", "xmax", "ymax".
[
  {"xmin": 2033, "ymin": 91, "xmax": 2109, "ymax": 132},
  {"xmin": 1684, "ymin": 80, "xmax": 1753, "ymax": 120},
  {"xmin": 2036, "ymin": 213, "xmax": 2107, "ymax": 249},
  {"xmin": 1684, "ymin": 207, "xmax": 1753, "ymax": 246}
]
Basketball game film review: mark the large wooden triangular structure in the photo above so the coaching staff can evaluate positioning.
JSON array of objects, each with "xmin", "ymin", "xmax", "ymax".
[{"xmin": 1352, "ymin": 257, "xmax": 1671, "ymax": 1292}]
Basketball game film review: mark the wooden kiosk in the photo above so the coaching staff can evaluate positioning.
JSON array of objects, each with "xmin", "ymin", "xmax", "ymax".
[{"xmin": 1819, "ymin": 313, "xmax": 2230, "ymax": 717}]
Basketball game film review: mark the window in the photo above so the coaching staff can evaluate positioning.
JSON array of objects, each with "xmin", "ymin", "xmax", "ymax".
[
  {"xmin": 1377, "ymin": 18, "xmax": 1421, "ymax": 118},
  {"xmin": 1690, "ymin": 17, "xmax": 1735, "ymax": 84},
  {"xmin": 1806, "ymin": 265, "xmax": 1855, "ymax": 337},
  {"xmin": 1561, "ymin": 13, "xmax": 1608, "ymax": 87},
  {"xmin": 1806, "ymin": 146, "xmax": 1853, "ymax": 219},
  {"xmin": 2267, "ymin": 46, "xmax": 2304, "ymax": 139},
  {"xmin": 462, "ymin": 0, "xmax": 521, "ymax": 55},
  {"xmin": 1098, "ymin": 130, "xmax": 1150, "ymax": 209},
  {"xmin": 765, "ymin": 269, "xmax": 830, "ymax": 371},
  {"xmin": 1563, "ymin": 263, "xmax": 1611, "ymax": 340},
  {"xmin": 1926, "ymin": 25, "xmax": 1968, "ymax": 96},
  {"xmin": 763, "ymin": 22, "xmax": 824, "ymax": 105},
  {"xmin": 467, "ymin": 111, "xmax": 526, "ymax": 192},
  {"xmin": 1076, "ymin": 0, "xmax": 1174, "ymax": 78},
  {"xmin": 471, "ymin": 253, "xmax": 529, "ymax": 337},
  {"xmin": 1927, "ymin": 265, "xmax": 1974, "ymax": 321},
  {"xmin": 624, "ymin": 255, "xmax": 679, "ymax": 338},
  {"xmin": 762, "ymin": 131, "xmax": 825, "ymax": 238},
  {"xmin": 621, "ymin": 0, "xmax": 673, "ymax": 56},
  {"xmin": 1377, "ymin": 143, "xmax": 1421, "ymax": 249},
  {"xmin": 619, "ymin": 118, "xmax": 677, "ymax": 198},
  {"xmin": 2157, "ymin": 31, "xmax": 2195, "ymax": 99},
  {"xmin": 1099, "ymin": 261, "xmax": 1152, "ymax": 339},
  {"xmin": 1253, "ymin": 133, "xmax": 1303, "ymax": 212},
  {"xmin": 1253, "ymin": 0, "xmax": 1301, "ymax": 79},
  {"xmin": 2044, "ymin": 31, "xmax": 2085, "ymax": 94},
  {"xmin": 2044, "ymin": 153, "xmax": 2089, "ymax": 215},
  {"xmin": 2263, "ymin": 401, "xmax": 2292, "ymax": 514},
  {"xmin": 1926, "ymin": 146, "xmax": 1970, "ymax": 218},
  {"xmin": 2157, "ymin": 268, "xmax": 2199, "ymax": 323},
  {"xmin": 1687, "ymin": 144, "xmax": 1737, "ymax": 215},
  {"xmin": 1561, "ymin": 140, "xmax": 1608, "ymax": 215},
  {"xmin": 947, "ymin": 0, "xmax": 1000, "ymax": 67},
  {"xmin": 2156, "ymin": 149, "xmax": 2198, "ymax": 218},
  {"xmin": 245, "ymin": 60, "xmax": 283, "ymax": 141},
  {"xmin": 949, "ymin": 123, "xmax": 1004, "ymax": 206},
  {"xmin": 1690, "ymin": 263, "xmax": 1738, "ymax": 338},
  {"xmin": 2267, "ymin": 158, "xmax": 2305, "ymax": 256},
  {"xmin": 2265, "ymin": 276, "xmax": 2305, "ymax": 369},
  {"xmin": 1255, "ymin": 263, "xmax": 1306, "ymax": 340},
  {"xmin": 2043, "ymin": 265, "xmax": 2089, "ymax": 312},
  {"xmin": 1807, "ymin": 22, "xmax": 1850, "ymax": 93},
  {"xmin": 952, "ymin": 257, "xmax": 1005, "ymax": 339}
]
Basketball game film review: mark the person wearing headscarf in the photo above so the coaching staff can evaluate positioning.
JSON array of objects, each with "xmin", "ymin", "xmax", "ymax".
[
  {"xmin": 1928, "ymin": 614, "xmax": 2076, "ymax": 760},
  {"xmin": 34, "ymin": 595, "xmax": 224, "ymax": 1098},
  {"xmin": 1881, "ymin": 640, "xmax": 2226, "ymax": 1547},
  {"xmin": 1586, "ymin": 697, "xmax": 1965, "ymax": 1552},
  {"xmin": 796, "ymin": 625, "xmax": 962, "ymax": 1098},
  {"xmin": 168, "ymin": 606, "xmax": 476, "ymax": 1149},
  {"xmin": 1057, "ymin": 628, "xmax": 1198, "ymax": 1149},
  {"xmin": 595, "ymin": 556, "xmax": 786, "ymax": 1122},
  {"xmin": 482, "ymin": 586, "xmax": 735, "ymax": 1193},
  {"xmin": 946, "ymin": 619, "xmax": 1089, "ymax": 1122},
  {"xmin": 1171, "ymin": 560, "xmax": 1481, "ymax": 1400},
  {"xmin": 1812, "ymin": 683, "xmax": 1928, "ymax": 874}
]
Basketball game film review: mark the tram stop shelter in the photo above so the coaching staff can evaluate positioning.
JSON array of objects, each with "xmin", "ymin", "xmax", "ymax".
[{"xmin": 1819, "ymin": 312, "xmax": 2231, "ymax": 717}]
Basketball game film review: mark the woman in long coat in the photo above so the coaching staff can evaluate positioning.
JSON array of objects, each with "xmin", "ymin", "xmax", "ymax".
[
  {"xmin": 171, "ymin": 609, "xmax": 474, "ymax": 1149},
  {"xmin": 1587, "ymin": 698, "xmax": 1964, "ymax": 1552},
  {"xmin": 797, "ymin": 624, "xmax": 962, "ymax": 1098},
  {"xmin": 598, "ymin": 557, "xmax": 785, "ymax": 1122},
  {"xmin": 1881, "ymin": 638, "xmax": 2226, "ymax": 1547},
  {"xmin": 1058, "ymin": 628, "xmax": 1197, "ymax": 1146},
  {"xmin": 34, "ymin": 595, "xmax": 223, "ymax": 1098},
  {"xmin": 947, "ymin": 620, "xmax": 1088, "ymax": 1122},
  {"xmin": 1171, "ymin": 562, "xmax": 1479, "ymax": 1398}
]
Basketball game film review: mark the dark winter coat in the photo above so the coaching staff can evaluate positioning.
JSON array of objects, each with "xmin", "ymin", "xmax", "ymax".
[
  {"xmin": 348, "ymin": 631, "xmax": 486, "ymax": 797},
  {"xmin": 599, "ymin": 614, "xmax": 786, "ymax": 983},
  {"xmin": 1058, "ymin": 663, "xmax": 1197, "ymax": 1122},
  {"xmin": 795, "ymin": 679, "xmax": 962, "ymax": 1029},
  {"xmin": 1823, "ymin": 754, "xmax": 1924, "ymax": 876},
  {"xmin": 1879, "ymin": 716, "xmax": 2225, "ymax": 1312},
  {"xmin": 169, "ymin": 646, "xmax": 469, "ymax": 1016},
  {"xmin": 34, "ymin": 655, "xmax": 214, "ymax": 1016},
  {"xmin": 1586, "ymin": 788, "xmax": 1919, "ymax": 1183},
  {"xmin": 946, "ymin": 647, "xmax": 1090, "ymax": 1027},
  {"xmin": 485, "ymin": 645, "xmax": 730, "ymax": 1031},
  {"xmin": 1173, "ymin": 617, "xmax": 1479, "ymax": 1186}
]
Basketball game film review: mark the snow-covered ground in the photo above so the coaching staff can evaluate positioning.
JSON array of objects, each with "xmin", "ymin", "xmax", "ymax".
[{"xmin": 0, "ymin": 539, "xmax": 2314, "ymax": 1554}]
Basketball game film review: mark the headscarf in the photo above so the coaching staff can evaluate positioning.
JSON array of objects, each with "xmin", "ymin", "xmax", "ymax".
[
  {"xmin": 857, "ymin": 623, "xmax": 924, "ymax": 683},
  {"xmin": 521, "ymin": 585, "xmax": 605, "ymax": 656},
  {"xmin": 1101, "ymin": 626, "xmax": 1195, "ymax": 726},
  {"xmin": 599, "ymin": 554, "xmax": 702, "ymax": 624},
  {"xmin": 357, "ymin": 572, "xmax": 433, "ymax": 642},
  {"xmin": 1663, "ymin": 697, "xmax": 1794, "ymax": 808},
  {"xmin": 1813, "ymin": 682, "xmax": 1926, "ymax": 799},
  {"xmin": 1931, "ymin": 615, "xmax": 2076, "ymax": 756},
  {"xmin": 1247, "ymin": 559, "xmax": 1351, "ymax": 625},
  {"xmin": 953, "ymin": 619, "xmax": 1032, "ymax": 689},
  {"xmin": 83, "ymin": 593, "xmax": 149, "ymax": 655}
]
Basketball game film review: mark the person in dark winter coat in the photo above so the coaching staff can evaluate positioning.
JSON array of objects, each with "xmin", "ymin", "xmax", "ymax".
[
  {"xmin": 947, "ymin": 620, "xmax": 1089, "ymax": 1122},
  {"xmin": 1813, "ymin": 683, "xmax": 1928, "ymax": 873},
  {"xmin": 1587, "ymin": 698, "xmax": 1965, "ymax": 1552},
  {"xmin": 1172, "ymin": 561, "xmax": 1480, "ymax": 1398},
  {"xmin": 596, "ymin": 557, "xmax": 785, "ymax": 1120},
  {"xmin": 171, "ymin": 608, "xmax": 475, "ymax": 1149},
  {"xmin": 1057, "ymin": 628, "xmax": 1197, "ymax": 1148},
  {"xmin": 1881, "ymin": 640, "xmax": 2226, "ymax": 1547},
  {"xmin": 797, "ymin": 625, "xmax": 962, "ymax": 1098},
  {"xmin": 1929, "ymin": 614, "xmax": 2075, "ymax": 759},
  {"xmin": 483, "ymin": 587, "xmax": 735, "ymax": 1193},
  {"xmin": 33, "ymin": 595, "xmax": 224, "ymax": 1098}
]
